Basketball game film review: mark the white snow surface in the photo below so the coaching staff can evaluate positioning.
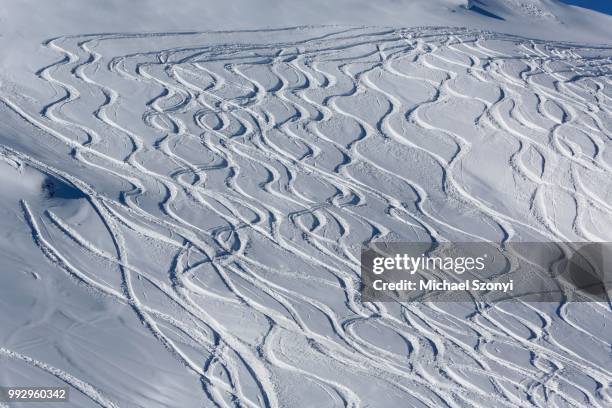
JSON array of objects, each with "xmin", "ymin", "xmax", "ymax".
[{"xmin": 0, "ymin": 2, "xmax": 611, "ymax": 408}]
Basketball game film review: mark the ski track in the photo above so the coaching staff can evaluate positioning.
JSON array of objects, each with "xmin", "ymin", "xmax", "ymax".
[{"xmin": 1, "ymin": 26, "xmax": 611, "ymax": 407}]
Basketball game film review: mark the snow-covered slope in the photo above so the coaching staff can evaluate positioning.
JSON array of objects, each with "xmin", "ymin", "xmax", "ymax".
[{"xmin": 0, "ymin": 2, "xmax": 611, "ymax": 408}]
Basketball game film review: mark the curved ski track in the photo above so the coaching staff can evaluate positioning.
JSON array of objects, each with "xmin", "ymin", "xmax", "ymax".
[{"xmin": 1, "ymin": 26, "xmax": 611, "ymax": 407}]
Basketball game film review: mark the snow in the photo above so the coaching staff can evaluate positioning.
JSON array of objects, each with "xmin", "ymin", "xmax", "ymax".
[{"xmin": 0, "ymin": 2, "xmax": 611, "ymax": 408}]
